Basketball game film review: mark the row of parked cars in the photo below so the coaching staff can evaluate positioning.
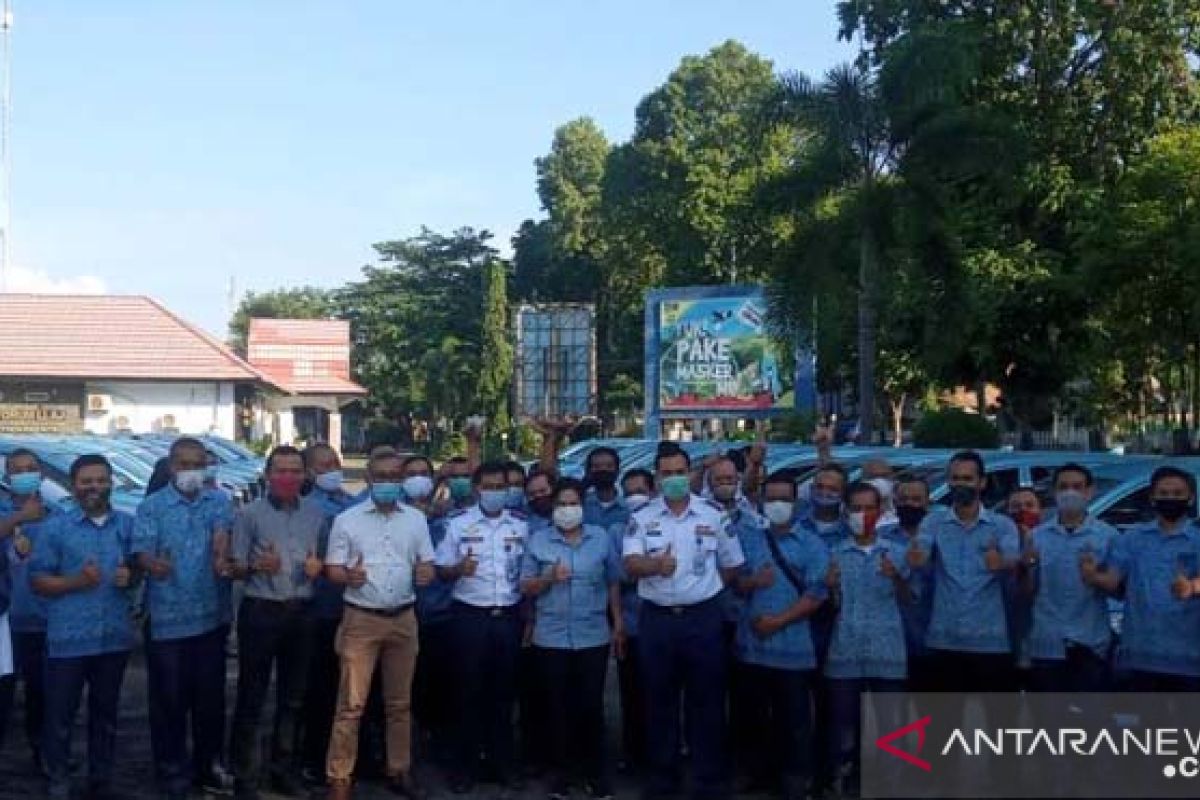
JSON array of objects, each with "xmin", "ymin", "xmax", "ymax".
[
  {"xmin": 555, "ymin": 439, "xmax": 1200, "ymax": 532},
  {"xmin": 0, "ymin": 433, "xmax": 266, "ymax": 514}
]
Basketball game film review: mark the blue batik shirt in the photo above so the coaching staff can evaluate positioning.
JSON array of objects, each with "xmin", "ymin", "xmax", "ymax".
[
  {"xmin": 521, "ymin": 524, "xmax": 621, "ymax": 650},
  {"xmin": 307, "ymin": 488, "xmax": 364, "ymax": 620},
  {"xmin": 1026, "ymin": 516, "xmax": 1117, "ymax": 661},
  {"xmin": 132, "ymin": 484, "xmax": 235, "ymax": 641},
  {"xmin": 609, "ymin": 522, "xmax": 642, "ymax": 636},
  {"xmin": 916, "ymin": 508, "xmax": 1019, "ymax": 654},
  {"xmin": 417, "ymin": 513, "xmax": 455, "ymax": 626},
  {"xmin": 880, "ymin": 523, "xmax": 933, "ymax": 659},
  {"xmin": 583, "ymin": 491, "xmax": 629, "ymax": 532},
  {"xmin": 28, "ymin": 509, "xmax": 137, "ymax": 659},
  {"xmin": 825, "ymin": 537, "xmax": 911, "ymax": 679},
  {"xmin": 1106, "ymin": 521, "xmax": 1200, "ymax": 677},
  {"xmin": 0, "ymin": 496, "xmax": 63, "ymax": 633},
  {"xmin": 722, "ymin": 503, "xmax": 763, "ymax": 623},
  {"xmin": 735, "ymin": 523, "xmax": 829, "ymax": 671},
  {"xmin": 794, "ymin": 512, "xmax": 848, "ymax": 658}
]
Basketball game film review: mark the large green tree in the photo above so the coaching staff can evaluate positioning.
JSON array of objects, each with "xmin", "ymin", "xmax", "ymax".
[{"xmin": 477, "ymin": 258, "xmax": 514, "ymax": 436}]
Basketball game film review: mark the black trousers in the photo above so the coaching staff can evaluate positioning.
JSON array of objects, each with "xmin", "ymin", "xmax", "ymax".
[
  {"xmin": 742, "ymin": 664, "xmax": 813, "ymax": 793},
  {"xmin": 0, "ymin": 672, "xmax": 13, "ymax": 756},
  {"xmin": 301, "ymin": 615, "xmax": 341, "ymax": 772},
  {"xmin": 1030, "ymin": 645, "xmax": 1110, "ymax": 693},
  {"xmin": 146, "ymin": 625, "xmax": 228, "ymax": 794},
  {"xmin": 540, "ymin": 644, "xmax": 610, "ymax": 785},
  {"xmin": 519, "ymin": 641, "xmax": 548, "ymax": 772},
  {"xmin": 229, "ymin": 598, "xmax": 316, "ymax": 789},
  {"xmin": 413, "ymin": 619, "xmax": 455, "ymax": 765},
  {"xmin": 451, "ymin": 602, "xmax": 522, "ymax": 781},
  {"xmin": 13, "ymin": 630, "xmax": 47, "ymax": 759},
  {"xmin": 44, "ymin": 651, "xmax": 129, "ymax": 797},
  {"xmin": 617, "ymin": 635, "xmax": 646, "ymax": 769}
]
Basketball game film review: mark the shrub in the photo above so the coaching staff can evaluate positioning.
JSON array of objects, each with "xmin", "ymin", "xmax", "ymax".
[
  {"xmin": 364, "ymin": 419, "xmax": 404, "ymax": 451},
  {"xmin": 913, "ymin": 408, "xmax": 1000, "ymax": 449}
]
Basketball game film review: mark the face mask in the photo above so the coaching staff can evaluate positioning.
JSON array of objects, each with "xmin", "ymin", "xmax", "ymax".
[
  {"xmin": 530, "ymin": 496, "xmax": 554, "ymax": 518},
  {"xmin": 848, "ymin": 511, "xmax": 877, "ymax": 537},
  {"xmin": 9, "ymin": 472, "xmax": 41, "ymax": 496},
  {"xmin": 371, "ymin": 482, "xmax": 403, "ymax": 504},
  {"xmin": 553, "ymin": 505, "xmax": 584, "ymax": 531},
  {"xmin": 660, "ymin": 475, "xmax": 691, "ymax": 502},
  {"xmin": 589, "ymin": 471, "xmax": 617, "ymax": 491},
  {"xmin": 1154, "ymin": 497, "xmax": 1191, "ymax": 522},
  {"xmin": 712, "ymin": 484, "xmax": 738, "ymax": 503},
  {"xmin": 401, "ymin": 475, "xmax": 433, "ymax": 502},
  {"xmin": 479, "ymin": 489, "xmax": 508, "ymax": 515},
  {"xmin": 315, "ymin": 470, "xmax": 344, "ymax": 493},
  {"xmin": 174, "ymin": 469, "xmax": 206, "ymax": 494},
  {"xmin": 448, "ymin": 477, "xmax": 473, "ymax": 501},
  {"xmin": 896, "ymin": 505, "xmax": 927, "ymax": 529},
  {"xmin": 624, "ymin": 493, "xmax": 651, "ymax": 513},
  {"xmin": 763, "ymin": 501, "xmax": 795, "ymax": 527},
  {"xmin": 949, "ymin": 484, "xmax": 980, "ymax": 506},
  {"xmin": 1055, "ymin": 490, "xmax": 1088, "ymax": 515},
  {"xmin": 506, "ymin": 487, "xmax": 526, "ymax": 510},
  {"xmin": 269, "ymin": 475, "xmax": 303, "ymax": 502},
  {"xmin": 869, "ymin": 478, "xmax": 895, "ymax": 505},
  {"xmin": 812, "ymin": 489, "xmax": 842, "ymax": 510},
  {"xmin": 204, "ymin": 465, "xmax": 219, "ymax": 482}
]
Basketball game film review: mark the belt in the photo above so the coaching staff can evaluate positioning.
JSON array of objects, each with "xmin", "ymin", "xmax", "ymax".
[
  {"xmin": 644, "ymin": 596, "xmax": 720, "ymax": 616},
  {"xmin": 453, "ymin": 601, "xmax": 518, "ymax": 618},
  {"xmin": 243, "ymin": 596, "xmax": 310, "ymax": 611},
  {"xmin": 345, "ymin": 600, "xmax": 415, "ymax": 618}
]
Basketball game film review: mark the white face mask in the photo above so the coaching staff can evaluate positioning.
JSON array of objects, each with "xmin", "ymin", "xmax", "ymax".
[
  {"xmin": 624, "ymin": 493, "xmax": 651, "ymax": 512},
  {"xmin": 763, "ymin": 501, "xmax": 795, "ymax": 527},
  {"xmin": 848, "ymin": 511, "xmax": 872, "ymax": 537},
  {"xmin": 315, "ymin": 470, "xmax": 344, "ymax": 493},
  {"xmin": 402, "ymin": 475, "xmax": 433, "ymax": 502},
  {"xmin": 553, "ymin": 505, "xmax": 584, "ymax": 531},
  {"xmin": 174, "ymin": 470, "xmax": 205, "ymax": 494}
]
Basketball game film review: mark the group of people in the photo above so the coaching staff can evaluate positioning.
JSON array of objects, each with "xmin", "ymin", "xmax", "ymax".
[{"xmin": 0, "ymin": 426, "xmax": 1198, "ymax": 800}]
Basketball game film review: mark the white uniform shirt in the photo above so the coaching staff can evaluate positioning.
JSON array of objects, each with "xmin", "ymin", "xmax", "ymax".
[
  {"xmin": 325, "ymin": 501, "xmax": 434, "ymax": 610},
  {"xmin": 435, "ymin": 505, "xmax": 528, "ymax": 608},
  {"xmin": 622, "ymin": 494, "xmax": 745, "ymax": 607}
]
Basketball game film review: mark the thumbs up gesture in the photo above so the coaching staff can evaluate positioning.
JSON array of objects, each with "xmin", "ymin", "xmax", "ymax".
[
  {"xmin": 414, "ymin": 559, "xmax": 435, "ymax": 588},
  {"xmin": 346, "ymin": 553, "xmax": 368, "ymax": 588},
  {"xmin": 880, "ymin": 551, "xmax": 898, "ymax": 580},
  {"xmin": 254, "ymin": 541, "xmax": 282, "ymax": 575},
  {"xmin": 1172, "ymin": 572, "xmax": 1195, "ymax": 601},
  {"xmin": 149, "ymin": 548, "xmax": 173, "ymax": 581},
  {"xmin": 211, "ymin": 531, "xmax": 233, "ymax": 578},
  {"xmin": 1021, "ymin": 543, "xmax": 1040, "ymax": 571},
  {"xmin": 984, "ymin": 538, "xmax": 1005, "ymax": 572},
  {"xmin": 460, "ymin": 547, "xmax": 479, "ymax": 578},
  {"xmin": 753, "ymin": 563, "xmax": 775, "ymax": 590},
  {"xmin": 552, "ymin": 558, "xmax": 572, "ymax": 584},
  {"xmin": 304, "ymin": 547, "xmax": 323, "ymax": 581},
  {"xmin": 113, "ymin": 561, "xmax": 132, "ymax": 588},
  {"xmin": 825, "ymin": 560, "xmax": 841, "ymax": 590},
  {"xmin": 78, "ymin": 559, "xmax": 102, "ymax": 590},
  {"xmin": 1079, "ymin": 551, "xmax": 1100, "ymax": 585},
  {"xmin": 657, "ymin": 544, "xmax": 677, "ymax": 578}
]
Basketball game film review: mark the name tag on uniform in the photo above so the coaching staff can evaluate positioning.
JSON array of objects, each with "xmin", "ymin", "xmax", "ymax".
[
  {"xmin": 461, "ymin": 535, "xmax": 485, "ymax": 545},
  {"xmin": 695, "ymin": 525, "xmax": 716, "ymax": 537},
  {"xmin": 503, "ymin": 536, "xmax": 523, "ymax": 546}
]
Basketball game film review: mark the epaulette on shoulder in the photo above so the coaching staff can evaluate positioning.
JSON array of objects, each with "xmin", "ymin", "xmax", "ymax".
[
  {"xmin": 447, "ymin": 508, "xmax": 470, "ymax": 519},
  {"xmin": 509, "ymin": 509, "xmax": 528, "ymax": 520},
  {"xmin": 703, "ymin": 498, "xmax": 725, "ymax": 513}
]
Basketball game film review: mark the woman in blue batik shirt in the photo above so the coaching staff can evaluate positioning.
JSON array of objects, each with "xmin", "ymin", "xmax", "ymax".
[{"xmin": 520, "ymin": 478, "xmax": 624, "ymax": 800}]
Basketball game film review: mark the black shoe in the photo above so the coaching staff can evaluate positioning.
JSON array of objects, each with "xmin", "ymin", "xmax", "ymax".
[
  {"xmin": 588, "ymin": 777, "xmax": 614, "ymax": 800},
  {"xmin": 387, "ymin": 773, "xmax": 426, "ymax": 800},
  {"xmin": 300, "ymin": 766, "xmax": 325, "ymax": 789},
  {"xmin": 548, "ymin": 778, "xmax": 571, "ymax": 800},
  {"xmin": 449, "ymin": 774, "xmax": 474, "ymax": 795},
  {"xmin": 197, "ymin": 764, "xmax": 236, "ymax": 796},
  {"xmin": 270, "ymin": 771, "xmax": 303, "ymax": 797}
]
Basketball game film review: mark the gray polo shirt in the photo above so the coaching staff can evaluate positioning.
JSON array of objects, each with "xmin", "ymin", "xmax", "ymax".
[{"xmin": 233, "ymin": 496, "xmax": 329, "ymax": 602}]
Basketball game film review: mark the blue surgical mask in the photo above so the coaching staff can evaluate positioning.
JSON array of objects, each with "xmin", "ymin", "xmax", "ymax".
[
  {"xmin": 315, "ymin": 470, "xmax": 344, "ymax": 493},
  {"xmin": 401, "ymin": 475, "xmax": 433, "ymax": 502},
  {"xmin": 448, "ymin": 477, "xmax": 473, "ymax": 501},
  {"xmin": 661, "ymin": 475, "xmax": 691, "ymax": 501},
  {"xmin": 479, "ymin": 489, "xmax": 508, "ymax": 515},
  {"xmin": 371, "ymin": 482, "xmax": 403, "ymax": 505},
  {"xmin": 505, "ymin": 487, "xmax": 526, "ymax": 510},
  {"xmin": 9, "ymin": 472, "xmax": 42, "ymax": 496}
]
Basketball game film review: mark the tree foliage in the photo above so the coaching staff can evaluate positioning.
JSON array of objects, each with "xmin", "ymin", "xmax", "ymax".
[{"xmin": 227, "ymin": 286, "xmax": 334, "ymax": 354}]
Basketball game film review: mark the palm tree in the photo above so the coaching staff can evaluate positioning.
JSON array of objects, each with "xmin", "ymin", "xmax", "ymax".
[{"xmin": 766, "ymin": 63, "xmax": 899, "ymax": 443}]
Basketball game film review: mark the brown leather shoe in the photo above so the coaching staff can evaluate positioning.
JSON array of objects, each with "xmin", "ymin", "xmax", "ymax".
[{"xmin": 327, "ymin": 780, "xmax": 353, "ymax": 800}]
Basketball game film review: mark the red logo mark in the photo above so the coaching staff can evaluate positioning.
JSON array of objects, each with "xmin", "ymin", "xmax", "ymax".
[{"xmin": 875, "ymin": 715, "xmax": 933, "ymax": 772}]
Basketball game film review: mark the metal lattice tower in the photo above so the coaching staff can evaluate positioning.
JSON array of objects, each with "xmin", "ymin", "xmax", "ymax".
[
  {"xmin": 0, "ymin": 0, "xmax": 12, "ymax": 292},
  {"xmin": 514, "ymin": 304, "xmax": 597, "ymax": 419}
]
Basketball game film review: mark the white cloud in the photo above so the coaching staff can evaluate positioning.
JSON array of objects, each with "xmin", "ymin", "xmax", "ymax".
[{"xmin": 1, "ymin": 265, "xmax": 107, "ymax": 294}]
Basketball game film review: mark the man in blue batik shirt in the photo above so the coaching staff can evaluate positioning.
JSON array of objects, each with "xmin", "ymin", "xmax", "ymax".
[
  {"xmin": 878, "ymin": 477, "xmax": 935, "ymax": 692},
  {"xmin": 132, "ymin": 438, "xmax": 236, "ymax": 800},
  {"xmin": 299, "ymin": 443, "xmax": 364, "ymax": 785},
  {"xmin": 734, "ymin": 471, "xmax": 828, "ymax": 800},
  {"xmin": 30, "ymin": 454, "xmax": 137, "ymax": 800},
  {"xmin": 1089, "ymin": 465, "xmax": 1200, "ymax": 691},
  {"xmin": 0, "ymin": 448, "xmax": 62, "ymax": 773},
  {"xmin": 582, "ymin": 447, "xmax": 628, "ymax": 531}
]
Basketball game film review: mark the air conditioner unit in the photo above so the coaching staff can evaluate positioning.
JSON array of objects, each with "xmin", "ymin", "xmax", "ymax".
[{"xmin": 86, "ymin": 394, "xmax": 113, "ymax": 413}]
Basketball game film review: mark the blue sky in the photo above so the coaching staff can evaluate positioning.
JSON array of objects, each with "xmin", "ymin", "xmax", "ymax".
[{"xmin": 9, "ymin": 1, "xmax": 855, "ymax": 335}]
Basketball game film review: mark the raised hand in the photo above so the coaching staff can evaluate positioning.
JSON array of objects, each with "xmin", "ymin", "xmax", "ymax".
[
  {"xmin": 880, "ymin": 551, "xmax": 899, "ymax": 580},
  {"xmin": 113, "ymin": 562, "xmax": 132, "ymax": 588},
  {"xmin": 211, "ymin": 531, "xmax": 232, "ymax": 577},
  {"xmin": 254, "ymin": 541, "xmax": 282, "ymax": 575},
  {"xmin": 752, "ymin": 563, "xmax": 775, "ymax": 590},
  {"xmin": 78, "ymin": 559, "xmax": 102, "ymax": 590},
  {"xmin": 657, "ymin": 544, "xmax": 677, "ymax": 578},
  {"xmin": 1079, "ymin": 551, "xmax": 1099, "ymax": 585},
  {"xmin": 552, "ymin": 558, "xmax": 572, "ymax": 584},
  {"xmin": 906, "ymin": 537, "xmax": 929, "ymax": 568},
  {"xmin": 414, "ymin": 559, "xmax": 436, "ymax": 588},
  {"xmin": 346, "ymin": 553, "xmax": 368, "ymax": 588},
  {"xmin": 304, "ymin": 548, "xmax": 324, "ymax": 580},
  {"xmin": 984, "ymin": 538, "xmax": 1005, "ymax": 572},
  {"xmin": 460, "ymin": 547, "xmax": 479, "ymax": 578}
]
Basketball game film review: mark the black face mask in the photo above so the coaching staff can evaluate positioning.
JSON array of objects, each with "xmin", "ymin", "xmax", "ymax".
[
  {"xmin": 529, "ymin": 496, "xmax": 554, "ymax": 518},
  {"xmin": 896, "ymin": 505, "xmax": 927, "ymax": 529},
  {"xmin": 589, "ymin": 471, "xmax": 617, "ymax": 490},
  {"xmin": 949, "ymin": 484, "xmax": 980, "ymax": 506},
  {"xmin": 1154, "ymin": 498, "xmax": 1191, "ymax": 522}
]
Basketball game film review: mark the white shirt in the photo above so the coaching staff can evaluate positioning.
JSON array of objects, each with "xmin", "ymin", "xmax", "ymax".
[
  {"xmin": 435, "ymin": 505, "xmax": 528, "ymax": 608},
  {"xmin": 622, "ymin": 494, "xmax": 745, "ymax": 607},
  {"xmin": 325, "ymin": 501, "xmax": 434, "ymax": 610}
]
